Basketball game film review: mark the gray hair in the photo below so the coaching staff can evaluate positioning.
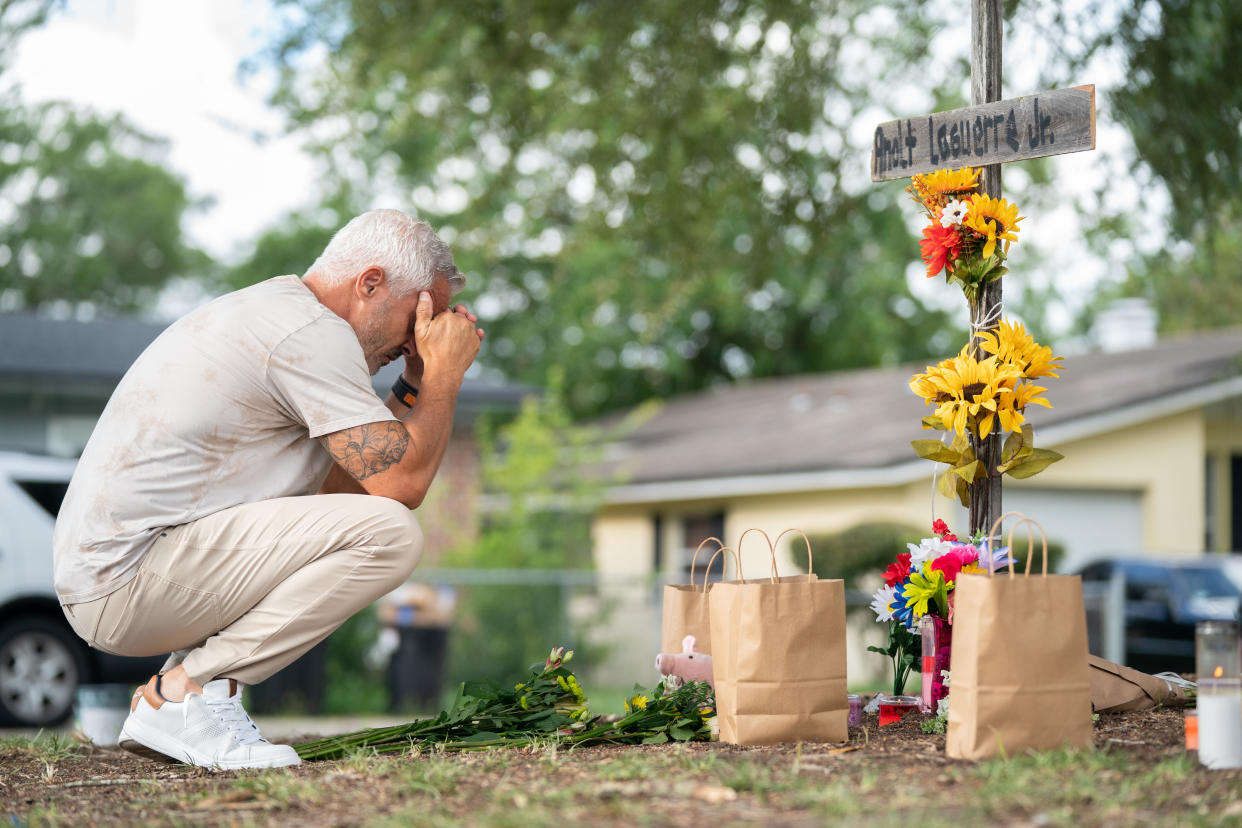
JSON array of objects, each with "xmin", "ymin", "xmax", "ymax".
[{"xmin": 305, "ymin": 209, "xmax": 465, "ymax": 296}]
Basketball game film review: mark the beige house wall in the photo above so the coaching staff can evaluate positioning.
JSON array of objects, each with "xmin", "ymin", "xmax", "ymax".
[
  {"xmin": 594, "ymin": 407, "xmax": 1233, "ymax": 576},
  {"xmin": 1014, "ymin": 409, "xmax": 1204, "ymax": 555}
]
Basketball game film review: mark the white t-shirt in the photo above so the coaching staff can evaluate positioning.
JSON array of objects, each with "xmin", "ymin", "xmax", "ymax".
[{"xmin": 53, "ymin": 275, "xmax": 397, "ymax": 604}]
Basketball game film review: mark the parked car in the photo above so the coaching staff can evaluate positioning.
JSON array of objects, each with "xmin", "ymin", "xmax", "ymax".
[
  {"xmin": 0, "ymin": 451, "xmax": 163, "ymax": 727},
  {"xmin": 1078, "ymin": 557, "xmax": 1242, "ymax": 675}
]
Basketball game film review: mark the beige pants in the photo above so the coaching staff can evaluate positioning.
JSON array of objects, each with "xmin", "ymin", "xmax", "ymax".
[{"xmin": 63, "ymin": 494, "xmax": 423, "ymax": 686}]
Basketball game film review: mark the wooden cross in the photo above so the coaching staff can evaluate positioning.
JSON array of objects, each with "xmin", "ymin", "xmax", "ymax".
[{"xmin": 869, "ymin": 0, "xmax": 1096, "ymax": 537}]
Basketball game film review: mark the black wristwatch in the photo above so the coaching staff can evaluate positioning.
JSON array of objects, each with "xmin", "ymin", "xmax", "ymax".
[{"xmin": 392, "ymin": 375, "xmax": 419, "ymax": 407}]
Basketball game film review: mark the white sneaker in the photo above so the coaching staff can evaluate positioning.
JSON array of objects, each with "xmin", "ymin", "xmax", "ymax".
[{"xmin": 119, "ymin": 675, "xmax": 301, "ymax": 769}]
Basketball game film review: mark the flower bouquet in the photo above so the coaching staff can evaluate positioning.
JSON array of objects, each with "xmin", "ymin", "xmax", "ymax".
[
  {"xmin": 905, "ymin": 166, "xmax": 1066, "ymax": 509},
  {"xmin": 868, "ymin": 520, "xmax": 1014, "ymax": 714},
  {"xmin": 911, "ymin": 166, "xmax": 1022, "ymax": 302}
]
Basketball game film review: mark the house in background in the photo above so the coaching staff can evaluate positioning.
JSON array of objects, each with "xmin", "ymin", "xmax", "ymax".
[
  {"xmin": 590, "ymin": 319, "xmax": 1242, "ymax": 681},
  {"xmin": 0, "ymin": 310, "xmax": 528, "ymax": 562}
]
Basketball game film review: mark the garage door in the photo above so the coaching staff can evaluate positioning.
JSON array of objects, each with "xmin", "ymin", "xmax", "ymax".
[{"xmin": 1001, "ymin": 488, "xmax": 1144, "ymax": 574}]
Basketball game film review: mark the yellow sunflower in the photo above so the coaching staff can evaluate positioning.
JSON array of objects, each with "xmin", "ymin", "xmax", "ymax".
[
  {"xmin": 976, "ymin": 319, "xmax": 1064, "ymax": 379},
  {"xmin": 909, "ymin": 347, "xmax": 1022, "ymax": 437},
  {"xmin": 964, "ymin": 194, "xmax": 1023, "ymax": 258},
  {"xmin": 912, "ymin": 166, "xmax": 980, "ymax": 209}
]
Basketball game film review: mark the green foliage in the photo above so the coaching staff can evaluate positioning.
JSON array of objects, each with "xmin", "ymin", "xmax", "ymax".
[
  {"xmin": 1036, "ymin": 0, "xmax": 1242, "ymax": 334},
  {"xmin": 0, "ymin": 3, "xmax": 208, "ymax": 311},
  {"xmin": 1100, "ymin": 211, "xmax": 1242, "ymax": 336},
  {"xmin": 255, "ymin": 0, "xmax": 960, "ymax": 416},
  {"xmin": 222, "ymin": 193, "xmax": 357, "ymax": 290},
  {"xmin": 914, "ymin": 423, "xmax": 1064, "ymax": 507},
  {"xmin": 866, "ymin": 619, "xmax": 918, "ymax": 697},
  {"xmin": 0, "ymin": 100, "xmax": 209, "ymax": 311},
  {"xmin": 1107, "ymin": 0, "xmax": 1242, "ymax": 239},
  {"xmin": 295, "ymin": 649, "xmax": 714, "ymax": 760},
  {"xmin": 805, "ymin": 522, "xmax": 925, "ymax": 588},
  {"xmin": 443, "ymin": 369, "xmax": 607, "ymax": 686},
  {"xmin": 323, "ymin": 605, "xmax": 389, "ymax": 715}
]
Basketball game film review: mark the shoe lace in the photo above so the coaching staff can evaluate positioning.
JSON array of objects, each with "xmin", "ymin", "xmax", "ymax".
[{"xmin": 205, "ymin": 697, "xmax": 266, "ymax": 746}]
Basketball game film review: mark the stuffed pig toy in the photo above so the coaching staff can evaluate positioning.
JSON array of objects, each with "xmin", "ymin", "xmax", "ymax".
[{"xmin": 655, "ymin": 634, "xmax": 715, "ymax": 690}]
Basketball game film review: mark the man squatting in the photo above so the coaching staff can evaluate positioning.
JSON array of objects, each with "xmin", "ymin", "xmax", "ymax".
[{"xmin": 52, "ymin": 209, "xmax": 484, "ymax": 768}]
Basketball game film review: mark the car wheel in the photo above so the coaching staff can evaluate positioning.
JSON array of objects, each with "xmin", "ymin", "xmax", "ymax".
[{"xmin": 0, "ymin": 616, "xmax": 91, "ymax": 727}]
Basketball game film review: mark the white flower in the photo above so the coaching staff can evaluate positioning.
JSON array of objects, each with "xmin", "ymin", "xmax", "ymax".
[
  {"xmin": 906, "ymin": 536, "xmax": 957, "ymax": 569},
  {"xmin": 936, "ymin": 697, "xmax": 950, "ymax": 718},
  {"xmin": 940, "ymin": 669, "xmax": 951, "ymax": 687},
  {"xmin": 940, "ymin": 199, "xmax": 969, "ymax": 227},
  {"xmin": 870, "ymin": 584, "xmax": 898, "ymax": 622}
]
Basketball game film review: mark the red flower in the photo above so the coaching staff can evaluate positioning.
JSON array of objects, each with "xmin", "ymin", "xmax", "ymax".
[
  {"xmin": 919, "ymin": 221, "xmax": 962, "ymax": 278},
  {"xmin": 930, "ymin": 554, "xmax": 964, "ymax": 585},
  {"xmin": 883, "ymin": 552, "xmax": 912, "ymax": 587},
  {"xmin": 932, "ymin": 519, "xmax": 957, "ymax": 541},
  {"xmin": 931, "ymin": 546, "xmax": 979, "ymax": 585}
]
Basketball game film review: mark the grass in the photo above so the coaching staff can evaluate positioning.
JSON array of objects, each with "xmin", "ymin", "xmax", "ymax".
[
  {"xmin": 8, "ymin": 709, "xmax": 1239, "ymax": 827},
  {"xmin": 0, "ymin": 731, "xmax": 84, "ymax": 765}
]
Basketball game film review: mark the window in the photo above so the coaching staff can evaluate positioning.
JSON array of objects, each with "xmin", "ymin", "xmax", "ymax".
[
  {"xmin": 15, "ymin": 480, "xmax": 70, "ymax": 518},
  {"xmin": 682, "ymin": 513, "xmax": 726, "ymax": 585}
]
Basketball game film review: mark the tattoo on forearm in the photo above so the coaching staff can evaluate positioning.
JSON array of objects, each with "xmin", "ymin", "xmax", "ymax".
[{"xmin": 321, "ymin": 422, "xmax": 410, "ymax": 481}]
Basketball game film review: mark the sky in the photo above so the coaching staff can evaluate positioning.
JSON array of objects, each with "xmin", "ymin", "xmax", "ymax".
[
  {"xmin": 9, "ymin": 0, "xmax": 315, "ymax": 265},
  {"xmin": 6, "ymin": 0, "xmax": 1151, "ymax": 336}
]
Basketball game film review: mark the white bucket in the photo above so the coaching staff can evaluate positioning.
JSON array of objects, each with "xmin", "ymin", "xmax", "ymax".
[{"xmin": 75, "ymin": 684, "xmax": 132, "ymax": 746}]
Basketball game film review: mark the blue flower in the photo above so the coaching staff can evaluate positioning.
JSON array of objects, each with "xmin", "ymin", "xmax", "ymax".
[{"xmin": 891, "ymin": 582, "xmax": 916, "ymax": 628}]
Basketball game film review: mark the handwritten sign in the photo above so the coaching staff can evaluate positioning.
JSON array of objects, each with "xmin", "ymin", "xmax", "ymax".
[{"xmin": 870, "ymin": 85, "xmax": 1095, "ymax": 181}]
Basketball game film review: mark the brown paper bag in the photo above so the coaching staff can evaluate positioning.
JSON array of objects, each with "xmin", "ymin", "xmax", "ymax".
[
  {"xmin": 660, "ymin": 538, "xmax": 735, "ymax": 655},
  {"xmin": 709, "ymin": 529, "xmax": 848, "ymax": 745},
  {"xmin": 1088, "ymin": 655, "xmax": 1191, "ymax": 713},
  {"xmin": 946, "ymin": 513, "xmax": 1094, "ymax": 760}
]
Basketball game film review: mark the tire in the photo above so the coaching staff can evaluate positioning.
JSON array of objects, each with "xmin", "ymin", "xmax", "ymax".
[{"xmin": 0, "ymin": 616, "xmax": 92, "ymax": 727}]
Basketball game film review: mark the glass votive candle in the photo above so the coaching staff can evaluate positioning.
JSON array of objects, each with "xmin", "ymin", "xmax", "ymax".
[
  {"xmin": 920, "ymin": 615, "xmax": 937, "ymax": 713},
  {"xmin": 847, "ymin": 693, "xmax": 862, "ymax": 727},
  {"xmin": 1195, "ymin": 620, "xmax": 1242, "ymax": 770}
]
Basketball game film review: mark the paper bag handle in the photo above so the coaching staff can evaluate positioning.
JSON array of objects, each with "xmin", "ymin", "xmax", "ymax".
[
  {"xmin": 689, "ymin": 536, "xmax": 725, "ymax": 581},
  {"xmin": 773, "ymin": 527, "xmax": 815, "ymax": 577},
  {"xmin": 698, "ymin": 545, "xmax": 743, "ymax": 591},
  {"xmin": 736, "ymin": 527, "xmax": 780, "ymax": 583},
  {"xmin": 985, "ymin": 511, "xmax": 1049, "ymax": 577}
]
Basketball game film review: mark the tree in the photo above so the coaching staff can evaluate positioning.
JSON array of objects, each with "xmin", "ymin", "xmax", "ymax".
[
  {"xmin": 442, "ymin": 369, "xmax": 609, "ymax": 685},
  {"xmin": 256, "ymin": 0, "xmax": 962, "ymax": 415},
  {"xmin": 0, "ymin": 1, "xmax": 208, "ymax": 312},
  {"xmin": 1030, "ymin": 0, "xmax": 1242, "ymax": 333}
]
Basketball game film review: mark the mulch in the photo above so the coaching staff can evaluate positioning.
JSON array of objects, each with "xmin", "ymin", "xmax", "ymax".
[{"xmin": 0, "ymin": 706, "xmax": 1205, "ymax": 826}]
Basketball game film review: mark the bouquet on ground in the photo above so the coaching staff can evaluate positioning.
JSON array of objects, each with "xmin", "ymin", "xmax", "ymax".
[
  {"xmin": 295, "ymin": 648, "xmax": 715, "ymax": 760},
  {"xmin": 867, "ymin": 520, "xmax": 1013, "ymax": 697}
]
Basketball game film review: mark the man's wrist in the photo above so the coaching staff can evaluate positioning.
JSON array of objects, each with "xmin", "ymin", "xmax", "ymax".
[{"xmin": 392, "ymin": 374, "xmax": 419, "ymax": 407}]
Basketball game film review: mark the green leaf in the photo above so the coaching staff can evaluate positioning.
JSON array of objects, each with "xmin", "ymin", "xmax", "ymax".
[
  {"xmin": 956, "ymin": 475, "xmax": 970, "ymax": 507},
  {"xmin": 867, "ymin": 645, "xmax": 890, "ymax": 656},
  {"xmin": 460, "ymin": 680, "xmax": 500, "ymax": 700},
  {"xmin": 670, "ymin": 725, "xmax": 695, "ymax": 742},
  {"xmin": 937, "ymin": 469, "xmax": 960, "ymax": 501},
  {"xmin": 911, "ymin": 439, "xmax": 960, "ymax": 464},
  {"xmin": 459, "ymin": 732, "xmax": 504, "ymax": 743},
  {"xmin": 1004, "ymin": 448, "xmax": 1064, "ymax": 479},
  {"xmin": 641, "ymin": 732, "xmax": 669, "ymax": 745},
  {"xmin": 951, "ymin": 460, "xmax": 986, "ymax": 483}
]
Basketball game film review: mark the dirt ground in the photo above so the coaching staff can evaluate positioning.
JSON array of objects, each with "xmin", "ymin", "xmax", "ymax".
[{"xmin": 4, "ymin": 706, "xmax": 1239, "ymax": 827}]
